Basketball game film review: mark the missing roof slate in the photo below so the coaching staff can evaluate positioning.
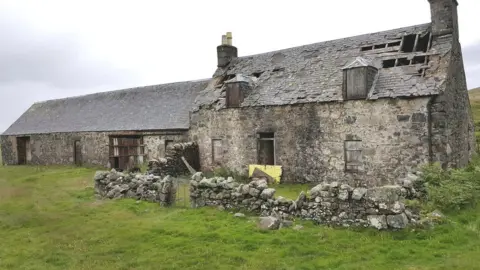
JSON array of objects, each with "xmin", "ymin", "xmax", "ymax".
[
  {"xmin": 383, "ymin": 59, "xmax": 396, "ymax": 68},
  {"xmin": 401, "ymin": 34, "xmax": 417, "ymax": 52}
]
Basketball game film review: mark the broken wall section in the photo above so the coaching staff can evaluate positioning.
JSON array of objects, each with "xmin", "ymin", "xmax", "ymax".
[
  {"xmin": 190, "ymin": 172, "xmax": 420, "ymax": 230},
  {"xmin": 148, "ymin": 142, "xmax": 200, "ymax": 177}
]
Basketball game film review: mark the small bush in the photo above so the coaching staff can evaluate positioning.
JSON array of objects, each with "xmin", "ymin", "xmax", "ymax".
[{"xmin": 420, "ymin": 158, "xmax": 480, "ymax": 212}]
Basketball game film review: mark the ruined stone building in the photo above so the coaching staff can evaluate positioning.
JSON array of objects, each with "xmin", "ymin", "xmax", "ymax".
[{"xmin": 1, "ymin": 0, "xmax": 475, "ymax": 186}]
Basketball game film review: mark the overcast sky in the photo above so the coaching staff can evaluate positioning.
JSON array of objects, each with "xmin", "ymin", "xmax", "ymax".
[{"xmin": 1, "ymin": 0, "xmax": 480, "ymax": 133}]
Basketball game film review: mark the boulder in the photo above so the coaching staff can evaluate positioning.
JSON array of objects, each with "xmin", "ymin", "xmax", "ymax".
[
  {"xmin": 249, "ymin": 178, "xmax": 268, "ymax": 191},
  {"xmin": 386, "ymin": 213, "xmax": 409, "ymax": 229},
  {"xmin": 367, "ymin": 215, "xmax": 388, "ymax": 230},
  {"xmin": 258, "ymin": 216, "xmax": 281, "ymax": 230},
  {"xmin": 248, "ymin": 187, "xmax": 261, "ymax": 197},
  {"xmin": 260, "ymin": 188, "xmax": 276, "ymax": 200}
]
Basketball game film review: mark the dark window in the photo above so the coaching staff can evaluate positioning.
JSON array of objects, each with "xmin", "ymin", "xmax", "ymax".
[
  {"xmin": 257, "ymin": 132, "xmax": 275, "ymax": 165},
  {"xmin": 374, "ymin": 44, "xmax": 387, "ymax": 49},
  {"xmin": 212, "ymin": 139, "xmax": 223, "ymax": 164},
  {"xmin": 345, "ymin": 140, "xmax": 362, "ymax": 173}
]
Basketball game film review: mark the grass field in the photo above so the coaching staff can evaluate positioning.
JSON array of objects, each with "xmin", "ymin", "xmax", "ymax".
[{"xmin": 1, "ymin": 166, "xmax": 480, "ymax": 270}]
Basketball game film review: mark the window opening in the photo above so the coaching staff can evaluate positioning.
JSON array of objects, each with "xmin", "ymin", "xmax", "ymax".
[
  {"xmin": 212, "ymin": 139, "xmax": 223, "ymax": 164},
  {"xmin": 345, "ymin": 140, "xmax": 362, "ymax": 173},
  {"xmin": 257, "ymin": 132, "xmax": 275, "ymax": 165}
]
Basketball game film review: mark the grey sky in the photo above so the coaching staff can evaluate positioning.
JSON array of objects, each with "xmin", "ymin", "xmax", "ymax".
[{"xmin": 1, "ymin": 0, "xmax": 479, "ymax": 133}]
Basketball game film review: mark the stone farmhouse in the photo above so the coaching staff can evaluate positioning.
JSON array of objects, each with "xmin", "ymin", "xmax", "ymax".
[{"xmin": 1, "ymin": 0, "xmax": 475, "ymax": 186}]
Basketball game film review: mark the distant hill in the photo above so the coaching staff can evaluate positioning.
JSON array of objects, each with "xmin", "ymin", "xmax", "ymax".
[{"xmin": 469, "ymin": 87, "xmax": 480, "ymax": 102}]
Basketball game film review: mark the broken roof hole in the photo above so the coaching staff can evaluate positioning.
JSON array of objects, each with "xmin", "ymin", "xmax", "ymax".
[
  {"xmin": 374, "ymin": 44, "xmax": 387, "ymax": 49},
  {"xmin": 389, "ymin": 41, "xmax": 401, "ymax": 47},
  {"xmin": 252, "ymin": 71, "xmax": 264, "ymax": 78},
  {"xmin": 401, "ymin": 34, "xmax": 416, "ymax": 53},
  {"xmin": 412, "ymin": 56, "xmax": 427, "ymax": 65},
  {"xmin": 383, "ymin": 59, "xmax": 396, "ymax": 68},
  {"xmin": 416, "ymin": 33, "xmax": 430, "ymax": 52},
  {"xmin": 361, "ymin": 46, "xmax": 373, "ymax": 51},
  {"xmin": 396, "ymin": 58, "xmax": 410, "ymax": 66}
]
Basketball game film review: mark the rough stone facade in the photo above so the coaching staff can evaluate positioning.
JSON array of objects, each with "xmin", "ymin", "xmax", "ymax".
[
  {"xmin": 190, "ymin": 98, "xmax": 431, "ymax": 186},
  {"xmin": 429, "ymin": 35, "xmax": 476, "ymax": 168},
  {"xmin": 189, "ymin": 172, "xmax": 418, "ymax": 230},
  {"xmin": 0, "ymin": 131, "xmax": 187, "ymax": 167}
]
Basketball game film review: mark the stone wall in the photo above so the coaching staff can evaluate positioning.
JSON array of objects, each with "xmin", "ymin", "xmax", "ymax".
[
  {"xmin": 190, "ymin": 98, "xmax": 431, "ymax": 186},
  {"xmin": 94, "ymin": 170, "xmax": 177, "ymax": 206},
  {"xmin": 189, "ymin": 172, "xmax": 419, "ymax": 230},
  {"xmin": 148, "ymin": 142, "xmax": 200, "ymax": 177},
  {"xmin": 0, "ymin": 131, "xmax": 187, "ymax": 167},
  {"xmin": 429, "ymin": 34, "xmax": 476, "ymax": 169}
]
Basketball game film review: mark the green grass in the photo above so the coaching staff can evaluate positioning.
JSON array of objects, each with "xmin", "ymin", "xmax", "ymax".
[{"xmin": 1, "ymin": 166, "xmax": 480, "ymax": 269}]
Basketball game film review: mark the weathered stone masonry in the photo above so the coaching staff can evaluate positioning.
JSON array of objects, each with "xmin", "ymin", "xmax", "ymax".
[
  {"xmin": 1, "ymin": 131, "xmax": 188, "ymax": 167},
  {"xmin": 190, "ymin": 98, "xmax": 431, "ymax": 186}
]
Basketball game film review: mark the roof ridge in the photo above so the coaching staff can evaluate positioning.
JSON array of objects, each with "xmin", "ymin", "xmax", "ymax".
[
  {"xmin": 33, "ymin": 78, "xmax": 211, "ymax": 105},
  {"xmin": 236, "ymin": 23, "xmax": 431, "ymax": 59}
]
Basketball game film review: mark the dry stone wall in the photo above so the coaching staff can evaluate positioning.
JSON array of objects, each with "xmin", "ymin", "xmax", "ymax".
[
  {"xmin": 94, "ymin": 170, "xmax": 177, "ymax": 206},
  {"xmin": 147, "ymin": 142, "xmax": 200, "ymax": 177},
  {"xmin": 190, "ymin": 172, "xmax": 421, "ymax": 230}
]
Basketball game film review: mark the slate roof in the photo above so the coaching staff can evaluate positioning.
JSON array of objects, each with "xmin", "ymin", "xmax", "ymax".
[
  {"xmin": 3, "ymin": 80, "xmax": 209, "ymax": 135},
  {"xmin": 194, "ymin": 23, "xmax": 453, "ymax": 110}
]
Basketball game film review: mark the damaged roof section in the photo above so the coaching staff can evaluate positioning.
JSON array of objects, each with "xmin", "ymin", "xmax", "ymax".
[{"xmin": 194, "ymin": 23, "xmax": 452, "ymax": 110}]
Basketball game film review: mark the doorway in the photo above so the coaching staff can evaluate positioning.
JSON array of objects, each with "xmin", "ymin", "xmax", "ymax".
[
  {"xmin": 74, "ymin": 140, "xmax": 82, "ymax": 166},
  {"xmin": 16, "ymin": 137, "xmax": 30, "ymax": 165}
]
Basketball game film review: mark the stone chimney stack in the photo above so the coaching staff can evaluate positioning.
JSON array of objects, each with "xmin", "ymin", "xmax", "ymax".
[
  {"xmin": 428, "ymin": 0, "xmax": 459, "ymax": 37},
  {"xmin": 217, "ymin": 32, "xmax": 237, "ymax": 68}
]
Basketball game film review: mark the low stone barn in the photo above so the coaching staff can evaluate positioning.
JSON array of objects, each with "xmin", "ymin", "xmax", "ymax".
[
  {"xmin": 1, "ymin": 0, "xmax": 476, "ymax": 186},
  {"xmin": 0, "ymin": 80, "xmax": 208, "ymax": 170}
]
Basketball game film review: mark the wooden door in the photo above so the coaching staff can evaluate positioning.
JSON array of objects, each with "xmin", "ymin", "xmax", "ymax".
[
  {"xmin": 74, "ymin": 140, "xmax": 82, "ymax": 166},
  {"xmin": 16, "ymin": 137, "xmax": 29, "ymax": 165}
]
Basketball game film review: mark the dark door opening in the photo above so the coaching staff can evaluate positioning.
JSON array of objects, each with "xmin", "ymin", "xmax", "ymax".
[
  {"xmin": 257, "ymin": 132, "xmax": 275, "ymax": 165},
  {"xmin": 74, "ymin": 140, "xmax": 82, "ymax": 166},
  {"xmin": 16, "ymin": 137, "xmax": 30, "ymax": 165}
]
